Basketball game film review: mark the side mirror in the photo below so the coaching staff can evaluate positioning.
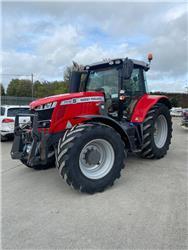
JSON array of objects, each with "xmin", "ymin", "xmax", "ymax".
[{"xmin": 122, "ymin": 58, "xmax": 134, "ymax": 79}]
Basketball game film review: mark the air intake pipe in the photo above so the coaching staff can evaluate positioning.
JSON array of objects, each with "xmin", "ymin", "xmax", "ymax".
[{"xmin": 69, "ymin": 71, "xmax": 81, "ymax": 93}]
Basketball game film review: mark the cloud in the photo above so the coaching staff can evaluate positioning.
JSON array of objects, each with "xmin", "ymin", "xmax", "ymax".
[
  {"xmin": 155, "ymin": 12, "xmax": 187, "ymax": 71},
  {"xmin": 38, "ymin": 25, "xmax": 82, "ymax": 65},
  {"xmin": 164, "ymin": 4, "xmax": 188, "ymax": 22},
  {"xmin": 1, "ymin": 1, "xmax": 188, "ymax": 92},
  {"xmin": 73, "ymin": 43, "xmax": 139, "ymax": 65}
]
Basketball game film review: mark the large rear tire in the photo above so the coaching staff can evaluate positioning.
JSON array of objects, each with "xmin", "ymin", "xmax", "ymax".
[
  {"xmin": 139, "ymin": 103, "xmax": 172, "ymax": 159},
  {"xmin": 57, "ymin": 123, "xmax": 126, "ymax": 194}
]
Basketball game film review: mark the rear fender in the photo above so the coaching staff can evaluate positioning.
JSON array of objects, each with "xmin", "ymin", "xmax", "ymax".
[{"xmin": 131, "ymin": 94, "xmax": 171, "ymax": 123}]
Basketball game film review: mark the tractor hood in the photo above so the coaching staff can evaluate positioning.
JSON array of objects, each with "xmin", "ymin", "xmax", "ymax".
[{"xmin": 29, "ymin": 92, "xmax": 104, "ymax": 109}]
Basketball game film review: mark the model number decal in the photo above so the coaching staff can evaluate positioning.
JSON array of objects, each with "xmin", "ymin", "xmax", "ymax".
[{"xmin": 60, "ymin": 96, "xmax": 104, "ymax": 105}]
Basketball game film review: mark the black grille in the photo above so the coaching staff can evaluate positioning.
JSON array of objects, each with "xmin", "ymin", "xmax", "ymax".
[{"xmin": 34, "ymin": 108, "xmax": 54, "ymax": 121}]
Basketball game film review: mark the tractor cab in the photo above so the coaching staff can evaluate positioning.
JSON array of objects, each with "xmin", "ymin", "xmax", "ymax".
[{"xmin": 70, "ymin": 57, "xmax": 150, "ymax": 121}]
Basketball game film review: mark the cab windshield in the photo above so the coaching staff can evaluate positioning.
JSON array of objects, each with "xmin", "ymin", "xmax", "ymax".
[
  {"xmin": 86, "ymin": 66, "xmax": 146, "ymax": 97},
  {"xmin": 86, "ymin": 67, "xmax": 119, "ymax": 98}
]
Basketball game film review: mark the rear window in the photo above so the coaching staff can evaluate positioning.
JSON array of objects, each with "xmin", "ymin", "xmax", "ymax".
[
  {"xmin": 7, "ymin": 108, "xmax": 29, "ymax": 117},
  {"xmin": 1, "ymin": 107, "xmax": 5, "ymax": 116}
]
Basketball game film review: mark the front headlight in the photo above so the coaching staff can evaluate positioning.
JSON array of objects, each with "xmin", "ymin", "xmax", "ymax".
[
  {"xmin": 44, "ymin": 103, "xmax": 52, "ymax": 109},
  {"xmin": 36, "ymin": 101, "xmax": 57, "ymax": 110},
  {"xmin": 35, "ymin": 105, "xmax": 43, "ymax": 110}
]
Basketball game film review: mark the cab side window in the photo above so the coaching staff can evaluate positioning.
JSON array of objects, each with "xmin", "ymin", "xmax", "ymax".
[{"xmin": 122, "ymin": 68, "xmax": 145, "ymax": 95}]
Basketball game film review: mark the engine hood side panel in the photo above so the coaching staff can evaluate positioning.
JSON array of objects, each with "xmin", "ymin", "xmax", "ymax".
[
  {"xmin": 47, "ymin": 92, "xmax": 104, "ymax": 133},
  {"xmin": 29, "ymin": 92, "xmax": 104, "ymax": 109}
]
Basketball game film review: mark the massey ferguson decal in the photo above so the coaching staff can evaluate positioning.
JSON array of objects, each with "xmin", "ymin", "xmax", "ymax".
[{"xmin": 60, "ymin": 96, "xmax": 104, "ymax": 105}]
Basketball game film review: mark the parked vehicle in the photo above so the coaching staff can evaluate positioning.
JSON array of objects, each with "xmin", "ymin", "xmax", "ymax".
[
  {"xmin": 0, "ymin": 105, "xmax": 30, "ymax": 141},
  {"xmin": 170, "ymin": 107, "xmax": 183, "ymax": 117},
  {"xmin": 181, "ymin": 108, "xmax": 188, "ymax": 129},
  {"xmin": 11, "ymin": 54, "xmax": 172, "ymax": 194}
]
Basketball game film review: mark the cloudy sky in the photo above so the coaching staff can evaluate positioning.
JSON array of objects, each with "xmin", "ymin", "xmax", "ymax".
[{"xmin": 1, "ymin": 1, "xmax": 188, "ymax": 92}]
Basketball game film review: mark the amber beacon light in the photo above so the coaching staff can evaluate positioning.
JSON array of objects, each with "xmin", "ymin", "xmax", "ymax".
[{"xmin": 147, "ymin": 53, "xmax": 153, "ymax": 62}]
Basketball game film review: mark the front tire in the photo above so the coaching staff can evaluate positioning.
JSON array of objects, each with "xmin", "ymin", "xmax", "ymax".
[
  {"xmin": 57, "ymin": 123, "xmax": 126, "ymax": 194},
  {"xmin": 139, "ymin": 103, "xmax": 172, "ymax": 159}
]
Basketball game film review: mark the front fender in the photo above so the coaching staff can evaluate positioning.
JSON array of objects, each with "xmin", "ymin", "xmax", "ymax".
[
  {"xmin": 131, "ymin": 94, "xmax": 171, "ymax": 123},
  {"xmin": 77, "ymin": 115, "xmax": 133, "ymax": 150}
]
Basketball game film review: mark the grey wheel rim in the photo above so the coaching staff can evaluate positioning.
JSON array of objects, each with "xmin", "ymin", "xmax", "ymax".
[
  {"xmin": 79, "ymin": 139, "xmax": 115, "ymax": 179},
  {"xmin": 154, "ymin": 114, "xmax": 168, "ymax": 148}
]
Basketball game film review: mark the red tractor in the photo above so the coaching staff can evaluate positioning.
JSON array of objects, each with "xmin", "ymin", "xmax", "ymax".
[{"xmin": 11, "ymin": 55, "xmax": 172, "ymax": 194}]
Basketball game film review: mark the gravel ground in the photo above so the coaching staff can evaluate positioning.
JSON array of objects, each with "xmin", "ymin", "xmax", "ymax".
[{"xmin": 1, "ymin": 117, "xmax": 188, "ymax": 249}]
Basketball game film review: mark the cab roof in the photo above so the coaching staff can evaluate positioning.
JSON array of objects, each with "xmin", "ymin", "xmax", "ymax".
[{"xmin": 85, "ymin": 58, "xmax": 150, "ymax": 71}]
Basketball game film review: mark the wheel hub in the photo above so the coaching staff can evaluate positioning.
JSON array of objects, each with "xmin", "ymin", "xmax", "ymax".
[
  {"xmin": 83, "ymin": 146, "xmax": 101, "ymax": 166},
  {"xmin": 79, "ymin": 139, "xmax": 115, "ymax": 180}
]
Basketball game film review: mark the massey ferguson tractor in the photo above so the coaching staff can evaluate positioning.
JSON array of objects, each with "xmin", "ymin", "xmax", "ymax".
[{"xmin": 11, "ymin": 54, "xmax": 172, "ymax": 194}]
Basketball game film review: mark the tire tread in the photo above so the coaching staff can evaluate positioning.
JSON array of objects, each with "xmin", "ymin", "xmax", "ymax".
[
  {"xmin": 139, "ymin": 103, "xmax": 172, "ymax": 159},
  {"xmin": 57, "ymin": 123, "xmax": 125, "ymax": 193}
]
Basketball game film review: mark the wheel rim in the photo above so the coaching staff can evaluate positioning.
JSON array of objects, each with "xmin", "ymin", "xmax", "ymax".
[
  {"xmin": 79, "ymin": 139, "xmax": 115, "ymax": 180},
  {"xmin": 154, "ymin": 114, "xmax": 168, "ymax": 148}
]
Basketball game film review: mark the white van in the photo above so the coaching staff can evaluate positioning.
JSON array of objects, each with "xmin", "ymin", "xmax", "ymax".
[{"xmin": 0, "ymin": 105, "xmax": 30, "ymax": 141}]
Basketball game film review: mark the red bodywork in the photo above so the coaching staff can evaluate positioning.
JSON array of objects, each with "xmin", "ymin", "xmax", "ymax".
[
  {"xmin": 130, "ymin": 94, "xmax": 169, "ymax": 123},
  {"xmin": 30, "ymin": 92, "xmax": 104, "ymax": 134},
  {"xmin": 30, "ymin": 92, "xmax": 169, "ymax": 133}
]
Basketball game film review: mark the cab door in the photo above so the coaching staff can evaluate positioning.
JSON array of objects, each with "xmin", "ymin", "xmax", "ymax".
[{"xmin": 121, "ymin": 66, "xmax": 147, "ymax": 120}]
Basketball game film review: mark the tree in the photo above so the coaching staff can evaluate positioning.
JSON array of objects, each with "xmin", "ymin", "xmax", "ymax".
[
  {"xmin": 6, "ymin": 78, "xmax": 69, "ymax": 98},
  {"xmin": 170, "ymin": 97, "xmax": 179, "ymax": 107},
  {"xmin": 64, "ymin": 66, "xmax": 73, "ymax": 83},
  {"xmin": 50, "ymin": 81, "xmax": 68, "ymax": 95},
  {"xmin": 7, "ymin": 79, "xmax": 32, "ymax": 97},
  {"xmin": 33, "ymin": 80, "xmax": 46, "ymax": 98},
  {"xmin": 0, "ymin": 83, "xmax": 5, "ymax": 96},
  {"xmin": 33, "ymin": 80, "xmax": 68, "ymax": 98}
]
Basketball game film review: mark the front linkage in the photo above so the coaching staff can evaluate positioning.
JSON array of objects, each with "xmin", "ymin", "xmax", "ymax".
[{"xmin": 11, "ymin": 113, "xmax": 52, "ymax": 168}]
